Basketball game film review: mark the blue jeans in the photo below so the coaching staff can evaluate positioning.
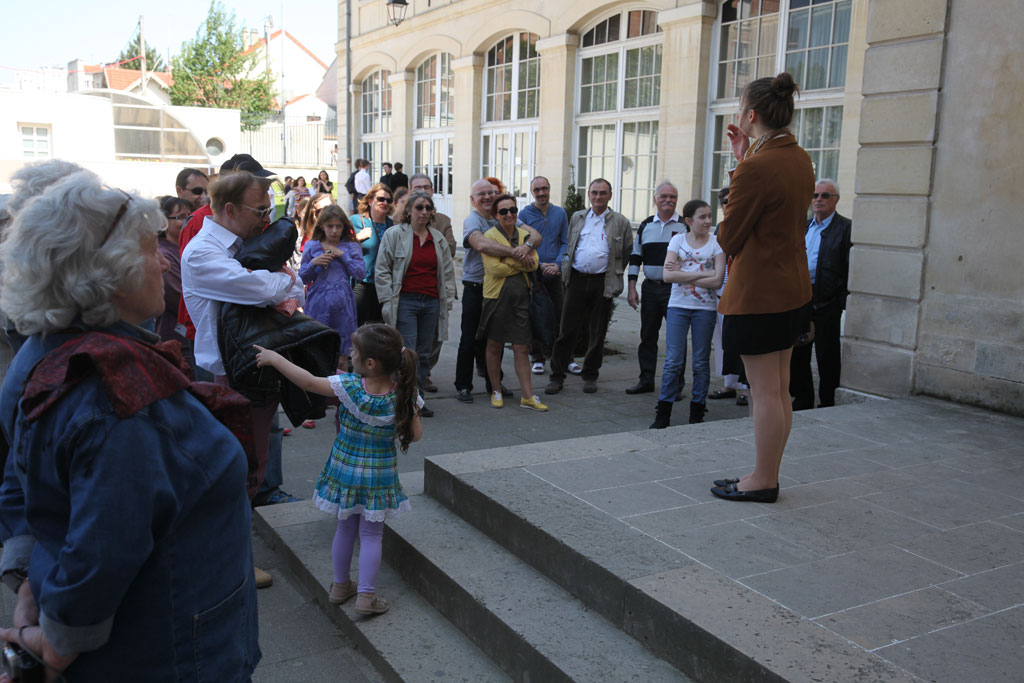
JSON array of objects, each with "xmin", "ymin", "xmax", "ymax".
[
  {"xmin": 659, "ymin": 307, "xmax": 717, "ymax": 403},
  {"xmin": 396, "ymin": 293, "xmax": 440, "ymax": 389}
]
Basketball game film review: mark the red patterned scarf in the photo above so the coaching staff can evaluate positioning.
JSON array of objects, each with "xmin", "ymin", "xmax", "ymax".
[{"xmin": 21, "ymin": 332, "xmax": 264, "ymax": 500}]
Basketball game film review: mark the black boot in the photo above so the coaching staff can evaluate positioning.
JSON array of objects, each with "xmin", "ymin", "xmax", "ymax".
[
  {"xmin": 649, "ymin": 400, "xmax": 673, "ymax": 429},
  {"xmin": 689, "ymin": 401, "xmax": 707, "ymax": 424}
]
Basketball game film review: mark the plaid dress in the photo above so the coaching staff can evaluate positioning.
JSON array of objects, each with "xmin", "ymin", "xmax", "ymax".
[{"xmin": 313, "ymin": 373, "xmax": 416, "ymax": 521}]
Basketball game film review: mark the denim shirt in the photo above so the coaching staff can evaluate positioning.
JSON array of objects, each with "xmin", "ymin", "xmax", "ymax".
[{"xmin": 0, "ymin": 322, "xmax": 260, "ymax": 681}]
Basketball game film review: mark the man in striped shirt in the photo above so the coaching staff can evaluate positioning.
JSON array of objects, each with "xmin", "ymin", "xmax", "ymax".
[{"xmin": 625, "ymin": 181, "xmax": 685, "ymax": 394}]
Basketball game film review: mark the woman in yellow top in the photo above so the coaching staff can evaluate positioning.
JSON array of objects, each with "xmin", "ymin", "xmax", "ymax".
[{"xmin": 477, "ymin": 194, "xmax": 548, "ymax": 411}]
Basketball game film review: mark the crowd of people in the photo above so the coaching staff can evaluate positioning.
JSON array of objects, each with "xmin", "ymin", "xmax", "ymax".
[{"xmin": 0, "ymin": 71, "xmax": 851, "ymax": 678}]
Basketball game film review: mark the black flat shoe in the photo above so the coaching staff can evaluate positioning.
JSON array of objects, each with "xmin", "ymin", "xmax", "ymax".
[
  {"xmin": 713, "ymin": 477, "xmax": 741, "ymax": 487},
  {"xmin": 625, "ymin": 382, "xmax": 655, "ymax": 394},
  {"xmin": 736, "ymin": 395, "xmax": 749, "ymax": 407},
  {"xmin": 708, "ymin": 388, "xmax": 736, "ymax": 400},
  {"xmin": 710, "ymin": 483, "xmax": 779, "ymax": 503}
]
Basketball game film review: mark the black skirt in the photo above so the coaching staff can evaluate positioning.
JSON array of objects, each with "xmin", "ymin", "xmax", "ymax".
[{"xmin": 722, "ymin": 304, "xmax": 810, "ymax": 356}]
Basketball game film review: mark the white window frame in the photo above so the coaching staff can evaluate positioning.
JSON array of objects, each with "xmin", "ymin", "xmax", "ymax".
[
  {"xmin": 479, "ymin": 127, "xmax": 537, "ymax": 202},
  {"xmin": 573, "ymin": 9, "xmax": 663, "ymax": 221},
  {"xmin": 703, "ymin": 0, "xmax": 851, "ymax": 217},
  {"xmin": 360, "ymin": 69, "xmax": 392, "ymax": 137},
  {"xmin": 19, "ymin": 123, "xmax": 51, "ymax": 160},
  {"xmin": 481, "ymin": 33, "xmax": 541, "ymax": 124},
  {"xmin": 415, "ymin": 53, "xmax": 454, "ymax": 131},
  {"xmin": 412, "ymin": 133, "xmax": 454, "ymax": 215}
]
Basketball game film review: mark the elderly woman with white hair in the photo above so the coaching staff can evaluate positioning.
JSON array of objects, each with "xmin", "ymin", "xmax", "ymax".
[{"xmin": 0, "ymin": 169, "xmax": 260, "ymax": 680}]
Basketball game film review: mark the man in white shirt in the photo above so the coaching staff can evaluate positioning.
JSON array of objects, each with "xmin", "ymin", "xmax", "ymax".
[
  {"xmin": 181, "ymin": 171, "xmax": 305, "ymax": 507},
  {"xmin": 545, "ymin": 178, "xmax": 633, "ymax": 394},
  {"xmin": 354, "ymin": 159, "xmax": 373, "ymax": 198}
]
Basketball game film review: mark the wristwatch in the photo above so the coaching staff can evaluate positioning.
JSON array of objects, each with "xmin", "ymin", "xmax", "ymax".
[{"xmin": 524, "ymin": 240, "xmax": 534, "ymax": 249}]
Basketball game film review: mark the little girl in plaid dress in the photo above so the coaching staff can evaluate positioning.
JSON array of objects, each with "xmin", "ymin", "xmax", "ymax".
[{"xmin": 255, "ymin": 323, "xmax": 422, "ymax": 615}]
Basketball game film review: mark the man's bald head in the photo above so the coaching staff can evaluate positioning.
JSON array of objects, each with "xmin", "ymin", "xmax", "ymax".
[{"xmin": 470, "ymin": 179, "xmax": 498, "ymax": 215}]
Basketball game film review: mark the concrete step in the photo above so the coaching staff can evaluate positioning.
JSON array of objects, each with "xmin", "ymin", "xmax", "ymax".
[
  {"xmin": 385, "ymin": 493, "xmax": 692, "ymax": 683},
  {"xmin": 423, "ymin": 421, "xmax": 920, "ymax": 683},
  {"xmin": 255, "ymin": 502, "xmax": 510, "ymax": 683}
]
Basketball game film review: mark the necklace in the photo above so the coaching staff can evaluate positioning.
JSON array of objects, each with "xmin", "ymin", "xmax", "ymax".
[{"xmin": 745, "ymin": 127, "xmax": 792, "ymax": 159}]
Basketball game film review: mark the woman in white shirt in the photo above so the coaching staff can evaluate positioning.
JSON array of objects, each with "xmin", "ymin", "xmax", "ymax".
[{"xmin": 651, "ymin": 199, "xmax": 726, "ymax": 428}]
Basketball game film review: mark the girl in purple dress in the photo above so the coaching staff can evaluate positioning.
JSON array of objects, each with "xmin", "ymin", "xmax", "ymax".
[{"xmin": 300, "ymin": 205, "xmax": 366, "ymax": 371}]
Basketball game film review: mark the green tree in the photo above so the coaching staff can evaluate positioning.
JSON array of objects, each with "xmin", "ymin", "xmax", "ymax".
[
  {"xmin": 169, "ymin": 1, "xmax": 275, "ymax": 130},
  {"xmin": 564, "ymin": 164, "xmax": 586, "ymax": 215},
  {"xmin": 116, "ymin": 35, "xmax": 164, "ymax": 71}
]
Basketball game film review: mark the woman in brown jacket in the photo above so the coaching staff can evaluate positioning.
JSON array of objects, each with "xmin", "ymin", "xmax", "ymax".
[{"xmin": 712, "ymin": 72, "xmax": 815, "ymax": 503}]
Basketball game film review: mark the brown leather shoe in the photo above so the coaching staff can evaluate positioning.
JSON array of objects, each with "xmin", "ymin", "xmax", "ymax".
[
  {"xmin": 254, "ymin": 566, "xmax": 273, "ymax": 589},
  {"xmin": 354, "ymin": 592, "xmax": 390, "ymax": 615},
  {"xmin": 329, "ymin": 580, "xmax": 357, "ymax": 604},
  {"xmin": 582, "ymin": 380, "xmax": 598, "ymax": 393}
]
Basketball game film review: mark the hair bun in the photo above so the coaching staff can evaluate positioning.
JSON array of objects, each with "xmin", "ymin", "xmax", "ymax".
[{"xmin": 771, "ymin": 72, "xmax": 797, "ymax": 98}]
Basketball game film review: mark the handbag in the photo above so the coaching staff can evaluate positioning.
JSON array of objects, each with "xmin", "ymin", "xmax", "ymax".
[{"xmin": 528, "ymin": 272, "xmax": 557, "ymax": 348}]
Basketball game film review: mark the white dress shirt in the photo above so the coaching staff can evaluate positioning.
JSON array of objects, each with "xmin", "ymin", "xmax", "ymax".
[
  {"xmin": 181, "ymin": 216, "xmax": 306, "ymax": 375},
  {"xmin": 572, "ymin": 208, "xmax": 610, "ymax": 274},
  {"xmin": 354, "ymin": 169, "xmax": 372, "ymax": 194}
]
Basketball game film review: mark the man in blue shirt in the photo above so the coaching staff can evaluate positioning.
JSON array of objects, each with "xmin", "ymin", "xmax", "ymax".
[
  {"xmin": 791, "ymin": 179, "xmax": 852, "ymax": 410},
  {"xmin": 518, "ymin": 176, "xmax": 569, "ymax": 374}
]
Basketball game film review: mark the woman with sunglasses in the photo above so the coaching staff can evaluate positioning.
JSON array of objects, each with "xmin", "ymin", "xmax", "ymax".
[
  {"xmin": 352, "ymin": 183, "xmax": 395, "ymax": 324},
  {"xmin": 477, "ymin": 194, "xmax": 548, "ymax": 411},
  {"xmin": 374, "ymin": 191, "xmax": 456, "ymax": 417},
  {"xmin": 156, "ymin": 196, "xmax": 192, "ymax": 348}
]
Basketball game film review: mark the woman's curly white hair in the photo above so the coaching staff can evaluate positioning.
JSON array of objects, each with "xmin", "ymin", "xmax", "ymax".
[{"xmin": 0, "ymin": 170, "xmax": 164, "ymax": 335}]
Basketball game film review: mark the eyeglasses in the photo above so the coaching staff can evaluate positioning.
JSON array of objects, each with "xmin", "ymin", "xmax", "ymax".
[
  {"xmin": 496, "ymin": 206, "xmax": 519, "ymax": 216},
  {"xmin": 473, "ymin": 190, "xmax": 498, "ymax": 197},
  {"xmin": 186, "ymin": 187, "xmax": 206, "ymax": 196},
  {"xmin": 374, "ymin": 196, "xmax": 394, "ymax": 204},
  {"xmin": 100, "ymin": 192, "xmax": 132, "ymax": 246},
  {"xmin": 812, "ymin": 192, "xmax": 837, "ymax": 199},
  {"xmin": 411, "ymin": 204, "xmax": 434, "ymax": 211},
  {"xmin": 168, "ymin": 214, "xmax": 189, "ymax": 221},
  {"xmin": 655, "ymin": 194, "xmax": 678, "ymax": 200},
  {"xmin": 241, "ymin": 204, "xmax": 273, "ymax": 219}
]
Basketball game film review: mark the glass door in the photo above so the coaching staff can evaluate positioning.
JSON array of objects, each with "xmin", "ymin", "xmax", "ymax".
[{"xmin": 413, "ymin": 133, "xmax": 454, "ymax": 216}]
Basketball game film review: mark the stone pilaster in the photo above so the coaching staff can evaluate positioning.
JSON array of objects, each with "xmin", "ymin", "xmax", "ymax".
[
  {"xmin": 535, "ymin": 33, "xmax": 579, "ymax": 207},
  {"xmin": 842, "ymin": 0, "xmax": 949, "ymax": 396},
  {"xmin": 450, "ymin": 55, "xmax": 483, "ymax": 229},
  {"xmin": 387, "ymin": 70, "xmax": 415, "ymax": 170},
  {"xmin": 656, "ymin": 0, "xmax": 717, "ymax": 199}
]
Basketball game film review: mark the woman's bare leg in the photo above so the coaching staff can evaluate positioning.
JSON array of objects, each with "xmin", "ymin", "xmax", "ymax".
[
  {"xmin": 774, "ymin": 347, "xmax": 794, "ymax": 483},
  {"xmin": 486, "ymin": 339, "xmax": 503, "ymax": 396},
  {"xmin": 739, "ymin": 350, "xmax": 788, "ymax": 491},
  {"xmin": 512, "ymin": 344, "xmax": 532, "ymax": 397}
]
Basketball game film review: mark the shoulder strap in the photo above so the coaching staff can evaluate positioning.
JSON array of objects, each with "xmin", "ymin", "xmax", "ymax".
[{"xmin": 636, "ymin": 215, "xmax": 656, "ymax": 246}]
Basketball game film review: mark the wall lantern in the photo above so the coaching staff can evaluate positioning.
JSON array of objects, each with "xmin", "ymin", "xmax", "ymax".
[{"xmin": 386, "ymin": 0, "xmax": 409, "ymax": 27}]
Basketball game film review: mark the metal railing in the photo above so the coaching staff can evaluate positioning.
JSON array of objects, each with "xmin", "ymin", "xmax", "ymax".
[{"xmin": 241, "ymin": 118, "xmax": 337, "ymax": 167}]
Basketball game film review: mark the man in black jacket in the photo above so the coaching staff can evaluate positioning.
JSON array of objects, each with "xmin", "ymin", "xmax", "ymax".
[{"xmin": 791, "ymin": 179, "xmax": 852, "ymax": 410}]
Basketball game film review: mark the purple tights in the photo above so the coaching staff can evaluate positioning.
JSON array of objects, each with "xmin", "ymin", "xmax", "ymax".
[{"xmin": 332, "ymin": 515, "xmax": 384, "ymax": 594}]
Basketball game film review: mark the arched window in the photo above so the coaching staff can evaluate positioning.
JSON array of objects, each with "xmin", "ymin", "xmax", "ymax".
[
  {"xmin": 361, "ymin": 69, "xmax": 392, "ymax": 179},
  {"xmin": 415, "ymin": 53, "xmax": 454, "ymax": 129},
  {"xmin": 480, "ymin": 32, "xmax": 541, "ymax": 199},
  {"xmin": 484, "ymin": 33, "xmax": 540, "ymax": 122},
  {"xmin": 414, "ymin": 53, "xmax": 455, "ymax": 213},
  {"xmin": 575, "ymin": 9, "xmax": 662, "ymax": 221},
  {"xmin": 706, "ymin": 1, "xmax": 851, "ymax": 219}
]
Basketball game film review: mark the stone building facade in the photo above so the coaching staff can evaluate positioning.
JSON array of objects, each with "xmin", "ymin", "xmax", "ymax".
[{"xmin": 336, "ymin": 0, "xmax": 1023, "ymax": 414}]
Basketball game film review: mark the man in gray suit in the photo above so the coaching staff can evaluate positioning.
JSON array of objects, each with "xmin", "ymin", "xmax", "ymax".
[{"xmin": 545, "ymin": 178, "xmax": 633, "ymax": 394}]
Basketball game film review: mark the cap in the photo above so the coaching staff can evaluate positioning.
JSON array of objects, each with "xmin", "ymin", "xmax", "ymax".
[{"xmin": 220, "ymin": 153, "xmax": 275, "ymax": 177}]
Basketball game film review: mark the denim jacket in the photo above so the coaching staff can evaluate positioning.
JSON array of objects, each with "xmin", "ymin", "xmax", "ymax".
[{"xmin": 0, "ymin": 323, "xmax": 260, "ymax": 681}]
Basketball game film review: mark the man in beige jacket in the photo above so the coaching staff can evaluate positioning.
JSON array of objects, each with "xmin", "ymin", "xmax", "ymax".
[{"xmin": 545, "ymin": 178, "xmax": 633, "ymax": 394}]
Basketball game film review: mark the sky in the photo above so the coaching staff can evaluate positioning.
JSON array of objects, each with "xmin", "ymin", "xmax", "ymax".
[{"xmin": 0, "ymin": 0, "xmax": 338, "ymax": 86}]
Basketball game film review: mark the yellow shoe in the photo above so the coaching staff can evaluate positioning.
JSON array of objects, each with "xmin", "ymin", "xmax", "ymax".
[
  {"xmin": 520, "ymin": 395, "xmax": 548, "ymax": 412},
  {"xmin": 490, "ymin": 391, "xmax": 504, "ymax": 408}
]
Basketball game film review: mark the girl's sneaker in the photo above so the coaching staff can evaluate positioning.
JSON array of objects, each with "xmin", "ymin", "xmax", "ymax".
[
  {"xmin": 520, "ymin": 395, "xmax": 548, "ymax": 412},
  {"xmin": 354, "ymin": 592, "xmax": 390, "ymax": 615},
  {"xmin": 531, "ymin": 362, "xmax": 544, "ymax": 374},
  {"xmin": 568, "ymin": 362, "xmax": 583, "ymax": 374},
  {"xmin": 490, "ymin": 391, "xmax": 504, "ymax": 408},
  {"xmin": 329, "ymin": 580, "xmax": 357, "ymax": 604}
]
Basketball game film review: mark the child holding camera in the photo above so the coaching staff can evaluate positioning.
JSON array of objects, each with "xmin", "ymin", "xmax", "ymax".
[{"xmin": 255, "ymin": 323, "xmax": 422, "ymax": 615}]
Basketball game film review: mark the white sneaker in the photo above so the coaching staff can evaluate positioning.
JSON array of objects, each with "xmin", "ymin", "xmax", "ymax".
[
  {"xmin": 532, "ymin": 362, "xmax": 544, "ymax": 374},
  {"xmin": 569, "ymin": 362, "xmax": 583, "ymax": 375}
]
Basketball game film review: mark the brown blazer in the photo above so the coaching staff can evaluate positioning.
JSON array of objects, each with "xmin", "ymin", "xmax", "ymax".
[{"xmin": 717, "ymin": 133, "xmax": 815, "ymax": 316}]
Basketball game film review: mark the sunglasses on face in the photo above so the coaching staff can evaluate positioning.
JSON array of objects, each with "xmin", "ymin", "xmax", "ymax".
[
  {"xmin": 812, "ymin": 192, "xmax": 836, "ymax": 199},
  {"xmin": 186, "ymin": 187, "xmax": 205, "ymax": 196},
  {"xmin": 168, "ymin": 214, "xmax": 189, "ymax": 221},
  {"xmin": 411, "ymin": 204, "xmax": 434, "ymax": 211},
  {"xmin": 496, "ymin": 206, "xmax": 518, "ymax": 216},
  {"xmin": 375, "ymin": 196, "xmax": 394, "ymax": 204}
]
